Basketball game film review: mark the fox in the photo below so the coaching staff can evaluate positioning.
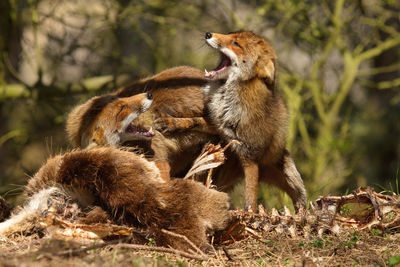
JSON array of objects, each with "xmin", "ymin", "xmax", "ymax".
[
  {"xmin": 0, "ymin": 147, "xmax": 230, "ymax": 251},
  {"xmin": 66, "ymin": 66, "xmax": 219, "ymax": 180},
  {"xmin": 200, "ymin": 31, "xmax": 307, "ymax": 211},
  {"xmin": 67, "ymin": 92, "xmax": 155, "ymax": 149},
  {"xmin": 66, "ymin": 63, "xmax": 305, "ymax": 211}
]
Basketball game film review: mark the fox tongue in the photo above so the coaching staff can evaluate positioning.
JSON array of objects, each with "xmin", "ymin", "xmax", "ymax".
[
  {"xmin": 126, "ymin": 125, "xmax": 155, "ymax": 137},
  {"xmin": 205, "ymin": 53, "xmax": 231, "ymax": 79}
]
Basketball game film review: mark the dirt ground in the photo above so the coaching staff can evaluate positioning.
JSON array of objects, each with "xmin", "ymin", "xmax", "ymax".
[
  {"xmin": 1, "ymin": 229, "xmax": 399, "ymax": 267},
  {"xmin": 1, "ymin": 187, "xmax": 400, "ymax": 266}
]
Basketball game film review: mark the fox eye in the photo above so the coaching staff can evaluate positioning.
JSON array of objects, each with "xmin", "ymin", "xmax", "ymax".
[
  {"xmin": 233, "ymin": 41, "xmax": 241, "ymax": 48},
  {"xmin": 117, "ymin": 104, "xmax": 126, "ymax": 117}
]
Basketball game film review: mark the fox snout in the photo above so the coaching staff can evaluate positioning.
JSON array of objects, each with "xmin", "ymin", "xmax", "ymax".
[
  {"xmin": 140, "ymin": 92, "xmax": 153, "ymax": 113},
  {"xmin": 204, "ymin": 32, "xmax": 229, "ymax": 49},
  {"xmin": 124, "ymin": 92, "xmax": 153, "ymax": 114},
  {"xmin": 205, "ymin": 32, "xmax": 218, "ymax": 48}
]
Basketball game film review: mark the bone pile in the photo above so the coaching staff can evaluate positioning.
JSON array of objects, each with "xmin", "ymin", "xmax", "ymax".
[{"xmin": 215, "ymin": 187, "xmax": 400, "ymax": 245}]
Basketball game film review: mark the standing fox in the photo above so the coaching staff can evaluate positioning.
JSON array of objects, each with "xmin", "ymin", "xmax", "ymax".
[
  {"xmin": 201, "ymin": 31, "xmax": 307, "ymax": 211},
  {"xmin": 66, "ymin": 53, "xmax": 306, "ymax": 210}
]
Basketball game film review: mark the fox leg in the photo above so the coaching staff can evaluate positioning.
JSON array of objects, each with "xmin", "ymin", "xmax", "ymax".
[
  {"xmin": 155, "ymin": 160, "xmax": 171, "ymax": 181},
  {"xmin": 260, "ymin": 149, "xmax": 307, "ymax": 211},
  {"xmin": 156, "ymin": 179, "xmax": 230, "ymax": 251},
  {"xmin": 149, "ymin": 136, "xmax": 172, "ymax": 181},
  {"xmin": 241, "ymin": 160, "xmax": 259, "ymax": 211},
  {"xmin": 154, "ymin": 117, "xmax": 217, "ymax": 134}
]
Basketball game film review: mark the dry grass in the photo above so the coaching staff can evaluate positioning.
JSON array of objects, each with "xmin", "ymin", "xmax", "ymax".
[
  {"xmin": 1, "ymin": 229, "xmax": 399, "ymax": 266},
  {"xmin": 1, "ymin": 186, "xmax": 400, "ymax": 266}
]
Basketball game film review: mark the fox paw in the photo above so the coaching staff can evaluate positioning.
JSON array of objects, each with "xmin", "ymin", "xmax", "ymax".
[{"xmin": 154, "ymin": 118, "xmax": 180, "ymax": 133}]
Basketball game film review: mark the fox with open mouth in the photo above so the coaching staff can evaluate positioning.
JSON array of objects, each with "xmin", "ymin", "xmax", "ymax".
[
  {"xmin": 67, "ymin": 92, "xmax": 155, "ymax": 149},
  {"xmin": 202, "ymin": 31, "xmax": 307, "ymax": 211},
  {"xmin": 1, "ymin": 88, "xmax": 230, "ymax": 250},
  {"xmin": 67, "ymin": 66, "xmax": 220, "ymax": 180}
]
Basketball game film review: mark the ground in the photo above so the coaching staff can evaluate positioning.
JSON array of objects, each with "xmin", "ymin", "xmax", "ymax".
[
  {"xmin": 1, "ymin": 226, "xmax": 400, "ymax": 266},
  {"xmin": 1, "ymin": 187, "xmax": 400, "ymax": 266}
]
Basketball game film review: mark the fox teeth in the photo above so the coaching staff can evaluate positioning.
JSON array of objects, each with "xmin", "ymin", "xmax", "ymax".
[
  {"xmin": 205, "ymin": 69, "xmax": 209, "ymax": 75},
  {"xmin": 149, "ymin": 127, "xmax": 153, "ymax": 133}
]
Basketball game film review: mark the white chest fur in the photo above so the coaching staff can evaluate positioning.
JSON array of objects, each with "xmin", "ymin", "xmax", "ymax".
[{"xmin": 203, "ymin": 81, "xmax": 244, "ymax": 140}]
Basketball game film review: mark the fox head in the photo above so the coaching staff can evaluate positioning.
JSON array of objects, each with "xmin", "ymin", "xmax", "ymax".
[
  {"xmin": 204, "ymin": 31, "xmax": 276, "ymax": 88},
  {"xmin": 67, "ymin": 92, "xmax": 155, "ymax": 148}
]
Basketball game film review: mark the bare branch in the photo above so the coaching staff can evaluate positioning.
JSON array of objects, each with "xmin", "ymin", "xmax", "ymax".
[
  {"xmin": 359, "ymin": 77, "xmax": 400, "ymax": 90},
  {"xmin": 357, "ymin": 35, "xmax": 400, "ymax": 62},
  {"xmin": 161, "ymin": 229, "xmax": 207, "ymax": 258},
  {"xmin": 358, "ymin": 63, "xmax": 400, "ymax": 76}
]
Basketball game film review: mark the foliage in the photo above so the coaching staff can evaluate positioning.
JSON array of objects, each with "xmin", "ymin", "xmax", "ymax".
[{"xmin": 255, "ymin": 0, "xmax": 400, "ymax": 198}]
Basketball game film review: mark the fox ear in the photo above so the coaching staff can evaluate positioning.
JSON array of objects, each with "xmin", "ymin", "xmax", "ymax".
[{"xmin": 256, "ymin": 59, "xmax": 275, "ymax": 83}]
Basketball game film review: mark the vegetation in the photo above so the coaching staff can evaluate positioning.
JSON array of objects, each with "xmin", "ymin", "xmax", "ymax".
[
  {"xmin": 0, "ymin": 0, "xmax": 399, "ymax": 208},
  {"xmin": 0, "ymin": 228, "xmax": 399, "ymax": 266},
  {"xmin": 0, "ymin": 1, "xmax": 399, "ymax": 266}
]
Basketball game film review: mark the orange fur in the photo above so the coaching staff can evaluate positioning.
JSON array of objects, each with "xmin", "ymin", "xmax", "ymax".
[
  {"xmin": 66, "ymin": 66, "xmax": 219, "ymax": 180},
  {"xmin": 21, "ymin": 147, "xmax": 230, "ymax": 251},
  {"xmin": 203, "ymin": 31, "xmax": 307, "ymax": 211},
  {"xmin": 67, "ymin": 93, "xmax": 154, "ymax": 148}
]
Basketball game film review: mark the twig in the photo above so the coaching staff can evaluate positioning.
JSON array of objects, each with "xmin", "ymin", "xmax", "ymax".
[
  {"xmin": 111, "ymin": 243, "xmax": 208, "ymax": 261},
  {"xmin": 210, "ymin": 242, "xmax": 225, "ymax": 265},
  {"xmin": 245, "ymin": 227, "xmax": 263, "ymax": 240},
  {"xmin": 205, "ymin": 168, "xmax": 213, "ymax": 189},
  {"xmin": 4, "ymin": 55, "xmax": 30, "ymax": 87},
  {"xmin": 53, "ymin": 237, "xmax": 131, "ymax": 257},
  {"xmin": 222, "ymin": 247, "xmax": 233, "ymax": 261},
  {"xmin": 222, "ymin": 140, "xmax": 242, "ymax": 152},
  {"xmin": 161, "ymin": 229, "xmax": 207, "ymax": 258}
]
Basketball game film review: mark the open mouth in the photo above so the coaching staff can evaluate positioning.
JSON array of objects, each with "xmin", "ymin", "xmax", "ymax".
[
  {"xmin": 125, "ymin": 124, "xmax": 155, "ymax": 138},
  {"xmin": 205, "ymin": 52, "xmax": 232, "ymax": 79}
]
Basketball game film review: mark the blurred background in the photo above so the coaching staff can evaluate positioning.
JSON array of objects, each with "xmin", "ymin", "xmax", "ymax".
[{"xmin": 0, "ymin": 0, "xmax": 399, "ymax": 208}]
